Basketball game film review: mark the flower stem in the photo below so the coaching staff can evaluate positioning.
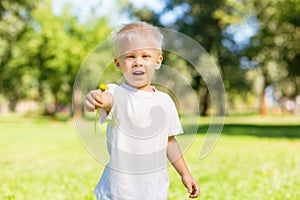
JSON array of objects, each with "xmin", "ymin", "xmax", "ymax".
[{"xmin": 94, "ymin": 84, "xmax": 108, "ymax": 133}]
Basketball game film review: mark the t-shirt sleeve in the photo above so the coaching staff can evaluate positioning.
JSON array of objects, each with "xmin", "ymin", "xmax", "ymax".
[
  {"xmin": 98, "ymin": 84, "xmax": 117, "ymax": 123},
  {"xmin": 166, "ymin": 96, "xmax": 184, "ymax": 136}
]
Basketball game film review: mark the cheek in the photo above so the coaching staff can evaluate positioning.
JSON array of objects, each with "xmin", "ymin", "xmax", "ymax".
[
  {"xmin": 145, "ymin": 62, "xmax": 158, "ymax": 69},
  {"xmin": 145, "ymin": 66, "xmax": 156, "ymax": 76},
  {"xmin": 120, "ymin": 61, "xmax": 131, "ymax": 70}
]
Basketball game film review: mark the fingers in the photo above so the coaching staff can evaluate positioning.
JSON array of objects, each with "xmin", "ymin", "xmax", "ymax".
[
  {"xmin": 188, "ymin": 181, "xmax": 200, "ymax": 198},
  {"xmin": 85, "ymin": 90, "xmax": 103, "ymax": 111},
  {"xmin": 186, "ymin": 182, "xmax": 193, "ymax": 194}
]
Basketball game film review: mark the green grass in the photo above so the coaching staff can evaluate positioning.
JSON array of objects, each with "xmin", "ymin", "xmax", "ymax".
[
  {"xmin": 0, "ymin": 120, "xmax": 98, "ymax": 199},
  {"xmin": 1, "ymin": 115, "xmax": 299, "ymax": 199}
]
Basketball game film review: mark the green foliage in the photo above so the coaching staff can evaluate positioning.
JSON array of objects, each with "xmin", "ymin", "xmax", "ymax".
[
  {"xmin": 27, "ymin": 1, "xmax": 112, "ymax": 116},
  {"xmin": 0, "ymin": 0, "xmax": 113, "ymax": 116},
  {"xmin": 244, "ymin": 0, "xmax": 300, "ymax": 98},
  {"xmin": 0, "ymin": 0, "xmax": 35, "ymax": 110},
  {"xmin": 1, "ymin": 0, "xmax": 300, "ymax": 116},
  {"xmin": 128, "ymin": 0, "xmax": 300, "ymax": 115},
  {"xmin": 128, "ymin": 0, "xmax": 251, "ymax": 116}
]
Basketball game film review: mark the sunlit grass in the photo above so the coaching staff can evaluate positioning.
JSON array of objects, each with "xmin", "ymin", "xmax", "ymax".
[
  {"xmin": 170, "ymin": 134, "xmax": 300, "ymax": 200},
  {"xmin": 1, "ymin": 115, "xmax": 299, "ymax": 199},
  {"xmin": 0, "ymin": 119, "xmax": 101, "ymax": 199}
]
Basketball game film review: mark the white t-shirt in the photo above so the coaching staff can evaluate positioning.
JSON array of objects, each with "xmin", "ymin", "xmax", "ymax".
[{"xmin": 94, "ymin": 83, "xmax": 183, "ymax": 200}]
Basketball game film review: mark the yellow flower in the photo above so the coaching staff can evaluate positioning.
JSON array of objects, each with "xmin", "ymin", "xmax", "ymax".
[
  {"xmin": 95, "ymin": 84, "xmax": 108, "ymax": 133},
  {"xmin": 98, "ymin": 84, "xmax": 109, "ymax": 91}
]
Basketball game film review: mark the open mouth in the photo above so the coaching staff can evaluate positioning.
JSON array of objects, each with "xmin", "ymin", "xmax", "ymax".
[{"xmin": 132, "ymin": 71, "xmax": 145, "ymax": 76}]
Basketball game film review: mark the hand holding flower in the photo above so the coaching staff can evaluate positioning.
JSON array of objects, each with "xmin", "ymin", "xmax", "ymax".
[{"xmin": 94, "ymin": 84, "xmax": 109, "ymax": 133}]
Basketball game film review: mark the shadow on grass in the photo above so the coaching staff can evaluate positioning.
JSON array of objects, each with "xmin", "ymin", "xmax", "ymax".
[{"xmin": 183, "ymin": 124, "xmax": 300, "ymax": 138}]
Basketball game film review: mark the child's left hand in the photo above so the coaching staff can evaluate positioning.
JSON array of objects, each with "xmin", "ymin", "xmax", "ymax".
[{"xmin": 181, "ymin": 174, "xmax": 200, "ymax": 198}]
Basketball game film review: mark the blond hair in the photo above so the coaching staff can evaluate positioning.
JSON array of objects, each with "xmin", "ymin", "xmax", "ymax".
[{"xmin": 114, "ymin": 22, "xmax": 163, "ymax": 57}]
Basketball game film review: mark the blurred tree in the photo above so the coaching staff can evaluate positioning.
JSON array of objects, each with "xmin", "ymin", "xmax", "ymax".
[
  {"xmin": 0, "ymin": 0, "xmax": 113, "ymax": 117},
  {"xmin": 26, "ymin": 0, "xmax": 112, "ymax": 118},
  {"xmin": 0, "ymin": 0, "xmax": 35, "ymax": 111},
  {"xmin": 244, "ymin": 0, "xmax": 300, "ymax": 114},
  {"xmin": 127, "ymin": 0, "xmax": 250, "ymax": 116}
]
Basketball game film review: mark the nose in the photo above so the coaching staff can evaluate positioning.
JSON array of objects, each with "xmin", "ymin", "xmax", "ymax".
[{"xmin": 133, "ymin": 56, "xmax": 143, "ymax": 67}]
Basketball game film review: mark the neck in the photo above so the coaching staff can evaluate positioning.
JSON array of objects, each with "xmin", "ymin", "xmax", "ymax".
[{"xmin": 125, "ymin": 82, "xmax": 154, "ymax": 92}]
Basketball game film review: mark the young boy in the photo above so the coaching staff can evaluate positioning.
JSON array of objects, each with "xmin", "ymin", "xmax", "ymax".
[{"xmin": 85, "ymin": 22, "xmax": 200, "ymax": 199}]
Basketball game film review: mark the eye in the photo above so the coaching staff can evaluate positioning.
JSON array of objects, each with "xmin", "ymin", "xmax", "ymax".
[
  {"xmin": 125, "ymin": 55, "xmax": 135, "ymax": 59},
  {"xmin": 142, "ymin": 54, "xmax": 151, "ymax": 58}
]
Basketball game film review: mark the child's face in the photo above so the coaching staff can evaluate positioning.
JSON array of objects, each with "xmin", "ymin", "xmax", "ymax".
[{"xmin": 115, "ymin": 42, "xmax": 163, "ymax": 91}]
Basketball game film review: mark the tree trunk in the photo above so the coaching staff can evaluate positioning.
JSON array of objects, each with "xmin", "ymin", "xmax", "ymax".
[
  {"xmin": 218, "ymin": 80, "xmax": 226, "ymax": 116},
  {"xmin": 73, "ymin": 86, "xmax": 83, "ymax": 118},
  {"xmin": 260, "ymin": 82, "xmax": 268, "ymax": 115},
  {"xmin": 8, "ymin": 99, "xmax": 17, "ymax": 112},
  {"xmin": 50, "ymin": 95, "xmax": 59, "ymax": 120},
  {"xmin": 201, "ymin": 87, "xmax": 210, "ymax": 116}
]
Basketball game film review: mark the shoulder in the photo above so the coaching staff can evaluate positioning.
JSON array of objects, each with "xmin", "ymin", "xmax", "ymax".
[
  {"xmin": 105, "ymin": 84, "xmax": 121, "ymax": 94},
  {"xmin": 155, "ymin": 90, "xmax": 175, "ymax": 105},
  {"xmin": 106, "ymin": 84, "xmax": 118, "ymax": 90}
]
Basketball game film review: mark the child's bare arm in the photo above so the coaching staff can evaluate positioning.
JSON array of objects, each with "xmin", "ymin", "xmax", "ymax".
[
  {"xmin": 167, "ymin": 136, "xmax": 200, "ymax": 198},
  {"xmin": 85, "ymin": 90, "xmax": 112, "ymax": 112}
]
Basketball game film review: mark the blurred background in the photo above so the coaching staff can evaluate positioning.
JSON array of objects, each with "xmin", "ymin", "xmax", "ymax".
[
  {"xmin": 1, "ymin": 0, "xmax": 299, "ymax": 118},
  {"xmin": 1, "ymin": 0, "xmax": 300, "ymax": 199}
]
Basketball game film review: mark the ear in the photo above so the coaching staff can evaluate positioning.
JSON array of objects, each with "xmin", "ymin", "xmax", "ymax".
[
  {"xmin": 114, "ymin": 58, "xmax": 120, "ymax": 69},
  {"xmin": 155, "ymin": 55, "xmax": 163, "ymax": 70}
]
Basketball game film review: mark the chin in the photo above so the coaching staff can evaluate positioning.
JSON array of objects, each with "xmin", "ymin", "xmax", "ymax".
[
  {"xmin": 127, "ymin": 78, "xmax": 148, "ymax": 86},
  {"xmin": 127, "ymin": 81, "xmax": 149, "ymax": 89}
]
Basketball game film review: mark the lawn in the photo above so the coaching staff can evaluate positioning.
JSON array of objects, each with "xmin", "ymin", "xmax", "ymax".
[{"xmin": 0, "ymin": 114, "xmax": 299, "ymax": 199}]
